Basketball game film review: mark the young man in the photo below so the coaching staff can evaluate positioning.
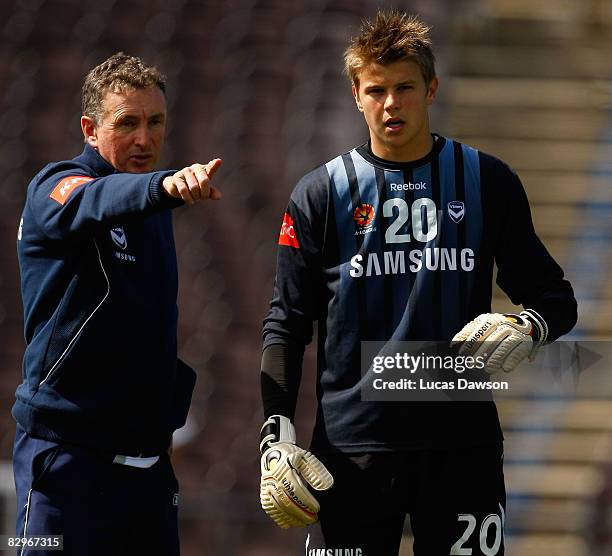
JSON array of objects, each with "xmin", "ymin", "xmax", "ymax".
[
  {"xmin": 14, "ymin": 52, "xmax": 221, "ymax": 555},
  {"xmin": 259, "ymin": 11, "xmax": 577, "ymax": 555}
]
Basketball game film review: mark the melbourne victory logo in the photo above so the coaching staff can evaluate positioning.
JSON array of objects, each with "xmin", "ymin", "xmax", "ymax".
[
  {"xmin": 353, "ymin": 204, "xmax": 376, "ymax": 236},
  {"xmin": 110, "ymin": 227, "xmax": 128, "ymax": 250},
  {"xmin": 110, "ymin": 227, "xmax": 136, "ymax": 262},
  {"xmin": 447, "ymin": 201, "xmax": 465, "ymax": 223}
]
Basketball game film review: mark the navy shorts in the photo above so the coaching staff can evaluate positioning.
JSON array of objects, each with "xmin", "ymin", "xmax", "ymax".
[
  {"xmin": 13, "ymin": 426, "xmax": 180, "ymax": 556},
  {"xmin": 306, "ymin": 443, "xmax": 506, "ymax": 556}
]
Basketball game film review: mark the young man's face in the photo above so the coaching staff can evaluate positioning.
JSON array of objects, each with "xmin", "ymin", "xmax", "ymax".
[
  {"xmin": 353, "ymin": 60, "xmax": 438, "ymax": 162},
  {"xmin": 81, "ymin": 86, "xmax": 167, "ymax": 173}
]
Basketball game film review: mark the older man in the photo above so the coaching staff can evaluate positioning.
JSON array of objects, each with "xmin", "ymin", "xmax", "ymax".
[{"xmin": 13, "ymin": 52, "xmax": 219, "ymax": 555}]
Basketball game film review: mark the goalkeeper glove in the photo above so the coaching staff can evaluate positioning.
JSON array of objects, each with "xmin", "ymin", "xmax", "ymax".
[
  {"xmin": 451, "ymin": 310, "xmax": 548, "ymax": 373},
  {"xmin": 260, "ymin": 415, "xmax": 333, "ymax": 529}
]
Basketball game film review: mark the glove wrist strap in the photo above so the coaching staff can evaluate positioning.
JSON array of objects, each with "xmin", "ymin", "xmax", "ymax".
[
  {"xmin": 520, "ymin": 309, "xmax": 548, "ymax": 345},
  {"xmin": 520, "ymin": 309, "xmax": 548, "ymax": 361},
  {"xmin": 260, "ymin": 414, "xmax": 296, "ymax": 453}
]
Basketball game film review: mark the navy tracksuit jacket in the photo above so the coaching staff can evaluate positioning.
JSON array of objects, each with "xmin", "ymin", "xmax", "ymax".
[
  {"xmin": 15, "ymin": 143, "xmax": 195, "ymax": 455},
  {"xmin": 13, "ymin": 144, "xmax": 196, "ymax": 554}
]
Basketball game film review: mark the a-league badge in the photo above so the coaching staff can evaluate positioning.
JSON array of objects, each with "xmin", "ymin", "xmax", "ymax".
[
  {"xmin": 353, "ymin": 203, "xmax": 376, "ymax": 236},
  {"xmin": 447, "ymin": 201, "xmax": 465, "ymax": 223}
]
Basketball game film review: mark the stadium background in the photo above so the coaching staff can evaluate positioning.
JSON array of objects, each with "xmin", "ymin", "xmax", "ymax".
[{"xmin": 0, "ymin": 0, "xmax": 611, "ymax": 554}]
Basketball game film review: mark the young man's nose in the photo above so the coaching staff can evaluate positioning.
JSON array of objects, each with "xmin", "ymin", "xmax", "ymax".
[{"xmin": 384, "ymin": 92, "xmax": 400, "ymax": 111}]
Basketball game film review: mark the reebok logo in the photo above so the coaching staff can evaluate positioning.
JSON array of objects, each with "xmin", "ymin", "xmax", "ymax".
[
  {"xmin": 49, "ymin": 176, "xmax": 94, "ymax": 205},
  {"xmin": 390, "ymin": 182, "xmax": 426, "ymax": 191}
]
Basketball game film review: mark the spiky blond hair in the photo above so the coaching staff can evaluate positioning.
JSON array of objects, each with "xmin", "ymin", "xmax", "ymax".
[{"xmin": 344, "ymin": 10, "xmax": 436, "ymax": 87}]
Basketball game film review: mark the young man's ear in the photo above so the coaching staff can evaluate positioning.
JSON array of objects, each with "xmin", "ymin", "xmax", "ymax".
[
  {"xmin": 426, "ymin": 76, "xmax": 439, "ymax": 105},
  {"xmin": 352, "ymin": 84, "xmax": 364, "ymax": 112},
  {"xmin": 80, "ymin": 116, "xmax": 98, "ymax": 148}
]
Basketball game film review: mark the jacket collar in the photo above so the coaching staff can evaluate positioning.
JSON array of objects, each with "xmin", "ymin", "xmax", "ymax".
[{"xmin": 74, "ymin": 144, "xmax": 117, "ymax": 177}]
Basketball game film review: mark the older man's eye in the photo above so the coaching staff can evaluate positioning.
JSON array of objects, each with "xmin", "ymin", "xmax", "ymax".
[{"xmin": 117, "ymin": 119, "xmax": 137, "ymax": 130}]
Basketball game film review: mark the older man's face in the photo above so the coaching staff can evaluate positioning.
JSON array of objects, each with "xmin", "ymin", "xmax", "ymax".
[{"xmin": 83, "ymin": 86, "xmax": 166, "ymax": 173}]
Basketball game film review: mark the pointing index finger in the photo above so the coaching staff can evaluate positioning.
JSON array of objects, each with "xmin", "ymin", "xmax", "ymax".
[{"xmin": 204, "ymin": 158, "xmax": 222, "ymax": 179}]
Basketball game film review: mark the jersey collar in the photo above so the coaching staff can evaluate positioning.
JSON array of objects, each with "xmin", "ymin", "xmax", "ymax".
[{"xmin": 355, "ymin": 133, "xmax": 446, "ymax": 170}]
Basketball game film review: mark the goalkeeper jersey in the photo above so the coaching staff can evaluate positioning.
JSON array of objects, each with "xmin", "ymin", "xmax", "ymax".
[{"xmin": 263, "ymin": 135, "xmax": 577, "ymax": 452}]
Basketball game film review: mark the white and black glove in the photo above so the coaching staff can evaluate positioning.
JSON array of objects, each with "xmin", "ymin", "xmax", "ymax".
[
  {"xmin": 451, "ymin": 310, "xmax": 548, "ymax": 373},
  {"xmin": 260, "ymin": 415, "xmax": 333, "ymax": 529}
]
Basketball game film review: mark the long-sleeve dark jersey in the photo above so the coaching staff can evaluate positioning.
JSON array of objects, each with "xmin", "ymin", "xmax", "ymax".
[
  {"xmin": 14, "ymin": 144, "xmax": 195, "ymax": 456},
  {"xmin": 262, "ymin": 136, "xmax": 577, "ymax": 453}
]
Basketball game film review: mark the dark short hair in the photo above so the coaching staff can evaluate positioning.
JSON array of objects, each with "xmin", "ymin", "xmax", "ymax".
[
  {"xmin": 344, "ymin": 10, "xmax": 436, "ymax": 87},
  {"xmin": 81, "ymin": 52, "xmax": 166, "ymax": 124}
]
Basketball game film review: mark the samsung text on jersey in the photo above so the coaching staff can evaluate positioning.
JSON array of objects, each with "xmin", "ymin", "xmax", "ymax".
[{"xmin": 350, "ymin": 247, "xmax": 475, "ymax": 277}]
